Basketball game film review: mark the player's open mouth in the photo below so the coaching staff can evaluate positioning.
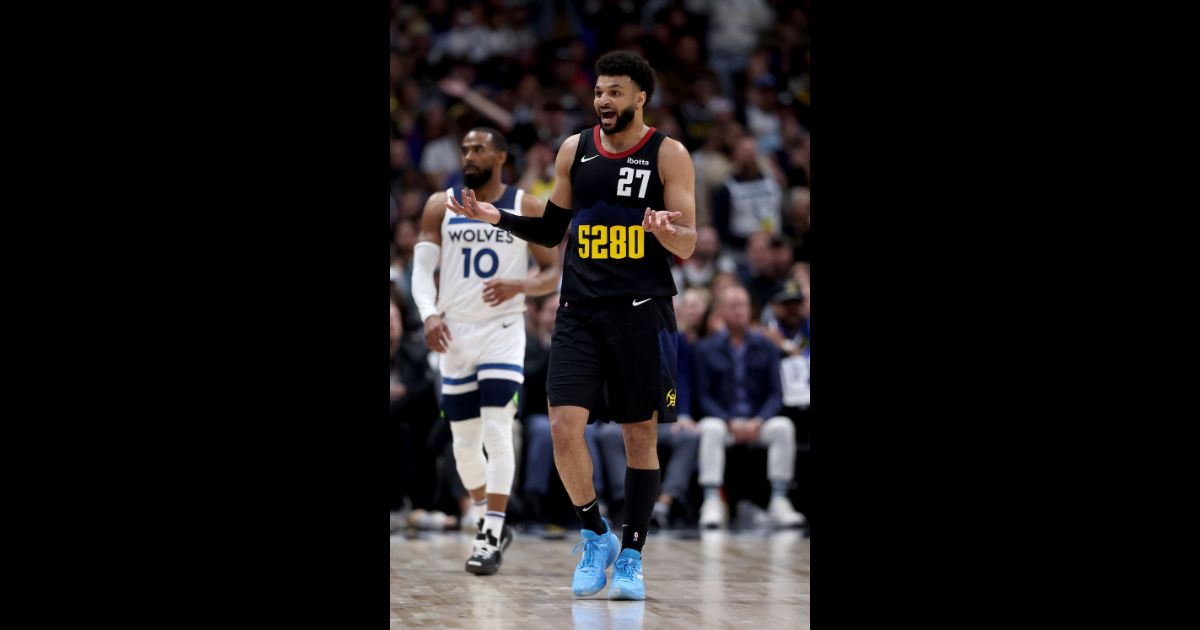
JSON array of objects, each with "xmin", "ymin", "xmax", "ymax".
[{"xmin": 599, "ymin": 110, "xmax": 616, "ymax": 123}]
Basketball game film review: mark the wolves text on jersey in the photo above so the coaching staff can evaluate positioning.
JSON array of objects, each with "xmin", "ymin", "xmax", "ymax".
[{"xmin": 448, "ymin": 227, "xmax": 516, "ymax": 244}]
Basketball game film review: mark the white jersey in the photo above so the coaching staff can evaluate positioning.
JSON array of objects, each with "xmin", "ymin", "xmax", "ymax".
[{"xmin": 438, "ymin": 185, "xmax": 530, "ymax": 323}]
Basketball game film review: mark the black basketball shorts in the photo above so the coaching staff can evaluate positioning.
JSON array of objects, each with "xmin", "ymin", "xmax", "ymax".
[{"xmin": 546, "ymin": 295, "xmax": 679, "ymax": 424}]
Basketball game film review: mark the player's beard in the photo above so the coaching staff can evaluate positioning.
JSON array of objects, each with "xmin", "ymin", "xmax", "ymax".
[
  {"xmin": 463, "ymin": 166, "xmax": 492, "ymax": 189},
  {"xmin": 599, "ymin": 104, "xmax": 636, "ymax": 135}
]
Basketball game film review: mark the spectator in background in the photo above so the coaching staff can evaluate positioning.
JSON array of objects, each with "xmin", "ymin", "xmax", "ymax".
[
  {"xmin": 761, "ymin": 280, "xmax": 809, "ymax": 359},
  {"xmin": 713, "ymin": 137, "xmax": 783, "ymax": 250},
  {"xmin": 791, "ymin": 261, "xmax": 810, "ymax": 308},
  {"xmin": 785, "ymin": 186, "xmax": 810, "ymax": 263},
  {"xmin": 676, "ymin": 286, "xmax": 712, "ymax": 344},
  {"xmin": 693, "ymin": 285, "xmax": 804, "ymax": 530},
  {"xmin": 692, "ymin": 120, "xmax": 743, "ymax": 227},
  {"xmin": 391, "ymin": 192, "xmax": 400, "ymax": 236},
  {"xmin": 390, "ymin": 139, "xmax": 416, "ymax": 200},
  {"xmin": 678, "ymin": 74, "xmax": 723, "ymax": 152},
  {"xmin": 419, "ymin": 108, "xmax": 461, "ymax": 192},
  {"xmin": 391, "ymin": 219, "xmax": 423, "ymax": 332},
  {"xmin": 397, "ymin": 190, "xmax": 424, "ymax": 224},
  {"xmin": 517, "ymin": 141, "xmax": 556, "ymax": 203},
  {"xmin": 777, "ymin": 114, "xmax": 810, "ymax": 188},
  {"xmin": 672, "ymin": 225, "xmax": 736, "ymax": 293},
  {"xmin": 738, "ymin": 231, "xmax": 791, "ymax": 320},
  {"xmin": 699, "ymin": 0, "xmax": 775, "ymax": 96},
  {"xmin": 761, "ymin": 280, "xmax": 810, "ymax": 455},
  {"xmin": 743, "ymin": 82, "xmax": 783, "ymax": 156},
  {"xmin": 390, "ymin": 294, "xmax": 439, "ymax": 530},
  {"xmin": 509, "ymin": 73, "xmax": 548, "ymax": 149},
  {"xmin": 706, "ymin": 272, "xmax": 742, "ymax": 338}
]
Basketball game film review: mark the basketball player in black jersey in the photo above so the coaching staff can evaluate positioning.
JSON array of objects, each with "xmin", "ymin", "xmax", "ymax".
[{"xmin": 447, "ymin": 51, "xmax": 696, "ymax": 601}]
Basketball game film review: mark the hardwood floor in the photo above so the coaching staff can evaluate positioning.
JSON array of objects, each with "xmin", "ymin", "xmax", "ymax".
[{"xmin": 391, "ymin": 528, "xmax": 810, "ymax": 629}]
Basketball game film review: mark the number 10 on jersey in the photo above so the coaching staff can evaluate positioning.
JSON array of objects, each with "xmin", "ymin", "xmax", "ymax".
[{"xmin": 578, "ymin": 224, "xmax": 644, "ymax": 259}]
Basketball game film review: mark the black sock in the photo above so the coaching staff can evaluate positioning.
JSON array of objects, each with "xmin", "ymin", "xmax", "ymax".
[
  {"xmin": 574, "ymin": 498, "xmax": 604, "ymax": 535},
  {"xmin": 621, "ymin": 467, "xmax": 661, "ymax": 552}
]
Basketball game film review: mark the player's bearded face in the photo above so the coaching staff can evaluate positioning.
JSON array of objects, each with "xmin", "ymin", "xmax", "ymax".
[
  {"xmin": 462, "ymin": 164, "xmax": 492, "ymax": 188},
  {"xmin": 598, "ymin": 103, "xmax": 636, "ymax": 135}
]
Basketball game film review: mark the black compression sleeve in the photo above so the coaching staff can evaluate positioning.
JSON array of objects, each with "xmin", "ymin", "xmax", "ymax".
[{"xmin": 494, "ymin": 200, "xmax": 572, "ymax": 248}]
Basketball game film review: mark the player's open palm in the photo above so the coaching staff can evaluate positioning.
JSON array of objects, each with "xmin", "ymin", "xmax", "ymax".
[
  {"xmin": 446, "ymin": 188, "xmax": 501, "ymax": 225},
  {"xmin": 642, "ymin": 208, "xmax": 683, "ymax": 234}
]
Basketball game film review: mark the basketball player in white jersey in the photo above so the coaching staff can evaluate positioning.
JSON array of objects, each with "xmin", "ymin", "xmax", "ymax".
[{"xmin": 412, "ymin": 127, "xmax": 562, "ymax": 575}]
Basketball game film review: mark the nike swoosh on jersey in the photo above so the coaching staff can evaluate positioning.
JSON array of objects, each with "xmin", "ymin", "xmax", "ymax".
[
  {"xmin": 580, "ymin": 155, "xmax": 599, "ymax": 162},
  {"xmin": 632, "ymin": 298, "xmax": 652, "ymax": 306}
]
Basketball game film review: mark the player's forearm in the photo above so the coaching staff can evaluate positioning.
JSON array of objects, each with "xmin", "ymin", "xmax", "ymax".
[
  {"xmin": 494, "ymin": 202, "xmax": 571, "ymax": 248},
  {"xmin": 411, "ymin": 242, "xmax": 441, "ymax": 322},
  {"xmin": 522, "ymin": 265, "xmax": 561, "ymax": 297},
  {"xmin": 653, "ymin": 225, "xmax": 697, "ymax": 259}
]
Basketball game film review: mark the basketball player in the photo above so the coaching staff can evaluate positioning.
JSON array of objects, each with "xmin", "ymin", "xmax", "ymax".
[
  {"xmin": 413, "ymin": 127, "xmax": 562, "ymax": 575},
  {"xmin": 447, "ymin": 51, "xmax": 697, "ymax": 600}
]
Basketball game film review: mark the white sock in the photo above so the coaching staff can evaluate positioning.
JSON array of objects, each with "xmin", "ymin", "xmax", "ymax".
[
  {"xmin": 473, "ymin": 498, "xmax": 487, "ymax": 524},
  {"xmin": 483, "ymin": 511, "xmax": 506, "ymax": 542}
]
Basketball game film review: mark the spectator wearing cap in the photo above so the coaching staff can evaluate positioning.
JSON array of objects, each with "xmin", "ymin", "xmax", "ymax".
[
  {"xmin": 762, "ymin": 280, "xmax": 809, "ymax": 444},
  {"xmin": 761, "ymin": 280, "xmax": 809, "ymax": 359}
]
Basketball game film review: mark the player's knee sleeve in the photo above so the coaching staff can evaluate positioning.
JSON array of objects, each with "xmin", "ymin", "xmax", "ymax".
[
  {"xmin": 450, "ymin": 417, "xmax": 487, "ymax": 490},
  {"xmin": 481, "ymin": 406, "xmax": 515, "ymax": 495}
]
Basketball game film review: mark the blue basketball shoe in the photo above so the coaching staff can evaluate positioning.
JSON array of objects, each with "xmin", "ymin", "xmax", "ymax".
[
  {"xmin": 607, "ymin": 548, "xmax": 645, "ymax": 600},
  {"xmin": 570, "ymin": 518, "xmax": 619, "ymax": 597}
]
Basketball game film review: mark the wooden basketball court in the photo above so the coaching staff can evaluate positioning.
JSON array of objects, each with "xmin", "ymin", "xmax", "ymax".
[{"xmin": 391, "ymin": 528, "xmax": 810, "ymax": 628}]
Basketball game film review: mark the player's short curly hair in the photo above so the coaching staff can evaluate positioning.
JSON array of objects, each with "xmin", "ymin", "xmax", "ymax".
[{"xmin": 594, "ymin": 50, "xmax": 655, "ymax": 104}]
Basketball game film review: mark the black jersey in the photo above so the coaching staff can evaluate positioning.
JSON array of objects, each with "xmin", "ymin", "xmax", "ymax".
[{"xmin": 561, "ymin": 126, "xmax": 677, "ymax": 301}]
